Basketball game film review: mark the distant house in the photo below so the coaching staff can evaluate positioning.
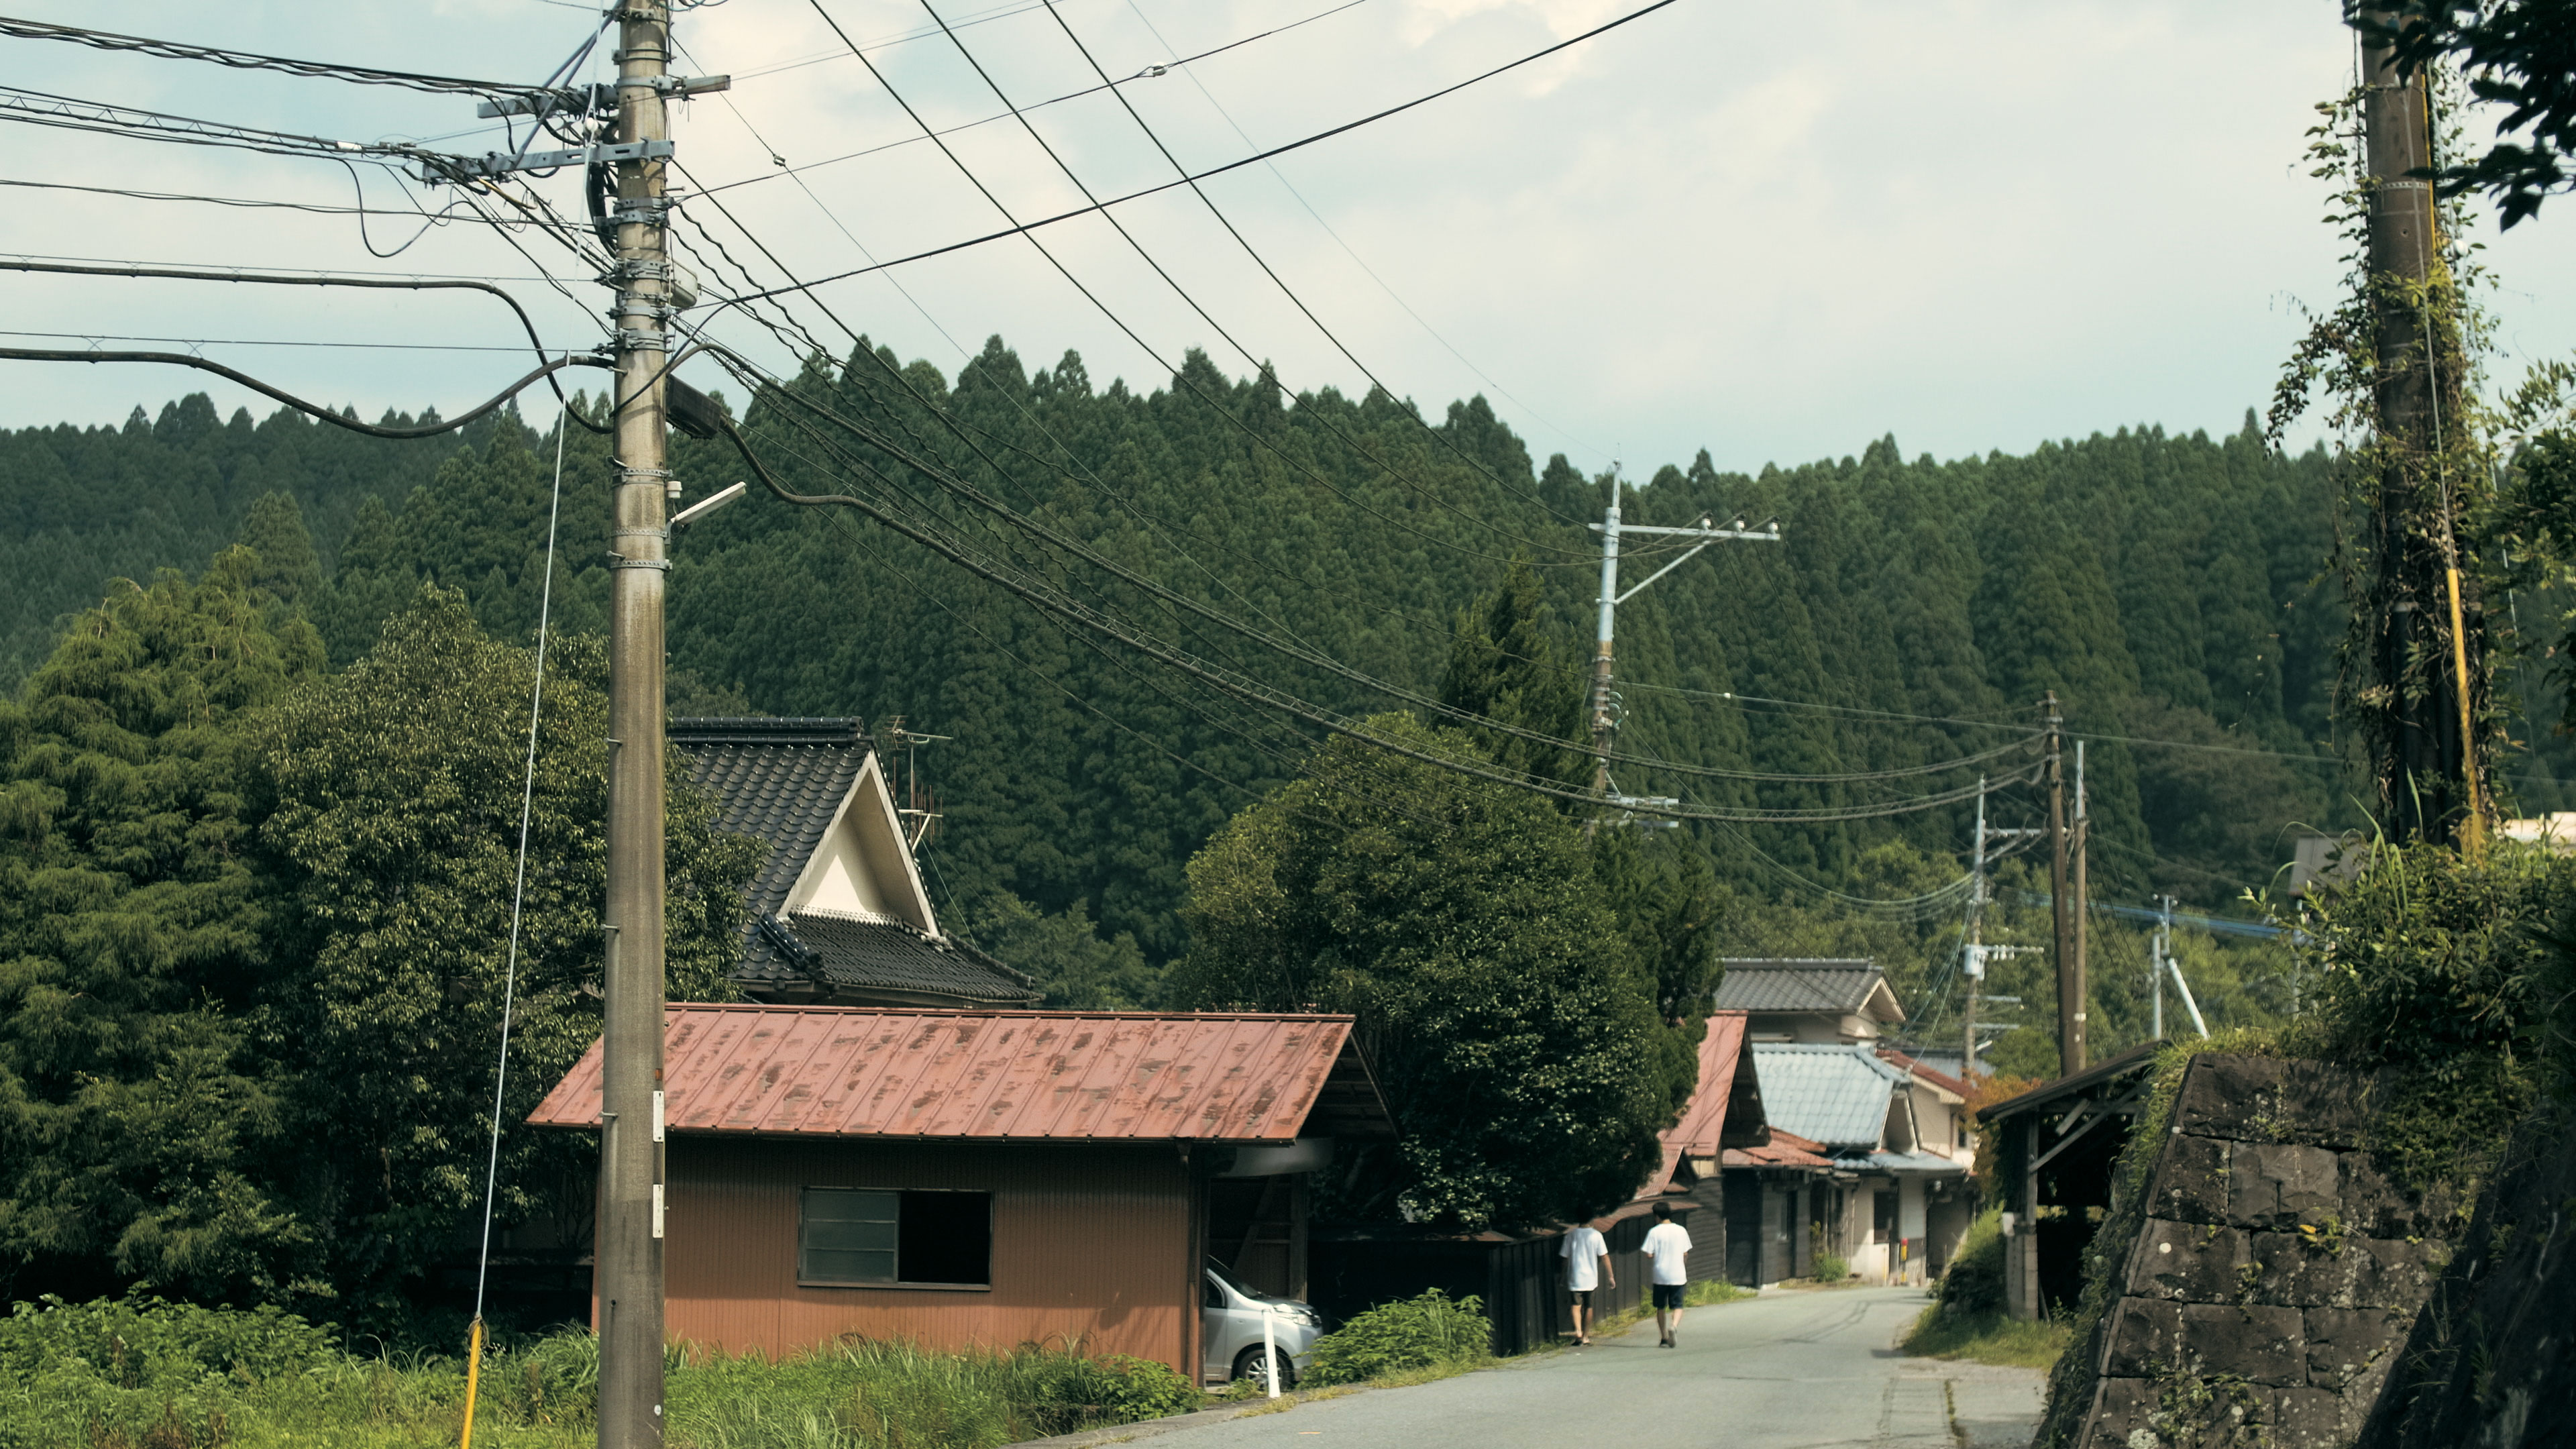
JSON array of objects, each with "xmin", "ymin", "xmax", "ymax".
[
  {"xmin": 1743, "ymin": 1044, "xmax": 1970, "ymax": 1285},
  {"xmin": 671, "ymin": 717, "xmax": 1040, "ymax": 1008},
  {"xmin": 1642, "ymin": 1011, "xmax": 1768, "ymax": 1285},
  {"xmin": 1715, "ymin": 959, "xmax": 1907, "ymax": 1044},
  {"xmin": 529, "ymin": 1004, "xmax": 1394, "ymax": 1376}
]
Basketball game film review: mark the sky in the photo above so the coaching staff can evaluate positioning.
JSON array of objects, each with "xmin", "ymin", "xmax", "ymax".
[{"xmin": 3, "ymin": 0, "xmax": 2571, "ymax": 482}]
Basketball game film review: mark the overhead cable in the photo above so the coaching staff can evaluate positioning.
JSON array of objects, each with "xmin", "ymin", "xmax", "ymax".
[
  {"xmin": 719, "ymin": 346, "xmax": 2033, "ymax": 791},
  {"xmin": 1032, "ymin": 0, "xmax": 1597, "ymax": 532},
  {"xmin": 0, "ymin": 257, "xmax": 608, "ymax": 427},
  {"xmin": 0, "ymin": 347, "xmax": 608, "ymax": 439},
  {"xmin": 694, "ymin": 0, "xmax": 1377, "ymax": 199},
  {"xmin": 800, "ymin": 0, "xmax": 1593, "ymax": 568},
  {"xmin": 705, "ymin": 368, "xmax": 2040, "ymax": 822},
  {"xmin": 0, "ymin": 14, "xmax": 561, "ymax": 98},
  {"xmin": 712, "ymin": 0, "xmax": 1687, "ymax": 310}
]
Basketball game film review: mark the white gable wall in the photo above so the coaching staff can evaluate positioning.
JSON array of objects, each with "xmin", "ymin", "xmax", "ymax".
[{"xmin": 783, "ymin": 751, "xmax": 938, "ymax": 936}]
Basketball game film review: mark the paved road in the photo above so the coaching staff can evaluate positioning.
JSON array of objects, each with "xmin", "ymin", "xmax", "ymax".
[{"xmin": 1141, "ymin": 1287, "xmax": 2041, "ymax": 1449}]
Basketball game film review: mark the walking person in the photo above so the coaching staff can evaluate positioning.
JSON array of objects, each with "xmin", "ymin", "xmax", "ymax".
[
  {"xmin": 1642, "ymin": 1201, "xmax": 1693, "ymax": 1348},
  {"xmin": 1560, "ymin": 1215, "xmax": 1613, "ymax": 1345}
]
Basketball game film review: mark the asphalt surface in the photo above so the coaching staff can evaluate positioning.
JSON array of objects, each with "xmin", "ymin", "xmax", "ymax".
[{"xmin": 1124, "ymin": 1287, "xmax": 2041, "ymax": 1449}]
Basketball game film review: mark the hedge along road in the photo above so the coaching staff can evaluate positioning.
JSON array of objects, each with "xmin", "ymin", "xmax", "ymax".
[{"xmin": 1097, "ymin": 1286, "xmax": 2041, "ymax": 1449}]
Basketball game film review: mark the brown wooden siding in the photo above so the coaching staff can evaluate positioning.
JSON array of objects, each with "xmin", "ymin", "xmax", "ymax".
[{"xmin": 664, "ymin": 1137, "xmax": 1193, "ymax": 1371}]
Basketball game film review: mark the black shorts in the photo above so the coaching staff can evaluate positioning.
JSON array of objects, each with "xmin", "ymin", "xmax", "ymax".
[
  {"xmin": 1651, "ymin": 1283, "xmax": 1686, "ymax": 1309},
  {"xmin": 1570, "ymin": 1288, "xmax": 1595, "ymax": 1308}
]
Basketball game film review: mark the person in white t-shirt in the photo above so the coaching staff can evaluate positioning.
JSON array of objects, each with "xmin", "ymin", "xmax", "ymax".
[
  {"xmin": 1640, "ymin": 1201, "xmax": 1694, "ymax": 1348},
  {"xmin": 1559, "ymin": 1218, "xmax": 1614, "ymax": 1344}
]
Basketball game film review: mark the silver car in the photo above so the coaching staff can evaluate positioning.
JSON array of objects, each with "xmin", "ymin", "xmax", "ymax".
[{"xmin": 1201, "ymin": 1256, "xmax": 1325, "ymax": 1389}]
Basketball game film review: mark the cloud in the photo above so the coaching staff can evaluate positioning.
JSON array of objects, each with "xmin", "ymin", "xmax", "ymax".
[{"xmin": 0, "ymin": 0, "xmax": 2570, "ymax": 481}]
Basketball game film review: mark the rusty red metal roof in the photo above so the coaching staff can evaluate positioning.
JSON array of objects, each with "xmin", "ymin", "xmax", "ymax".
[
  {"xmin": 527, "ymin": 1005, "xmax": 1389, "ymax": 1144},
  {"xmin": 1724, "ymin": 1126, "xmax": 1833, "ymax": 1169},
  {"xmin": 1648, "ymin": 1012, "xmax": 1760, "ymax": 1193}
]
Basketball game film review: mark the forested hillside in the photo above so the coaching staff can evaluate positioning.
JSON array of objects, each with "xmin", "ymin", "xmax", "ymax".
[{"xmin": 7, "ymin": 338, "xmax": 2569, "ymax": 1057}]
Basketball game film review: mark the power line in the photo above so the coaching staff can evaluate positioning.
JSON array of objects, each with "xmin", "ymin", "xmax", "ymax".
[
  {"xmin": 718, "ymin": 345, "xmax": 2035, "ymax": 794},
  {"xmin": 798, "ymin": 0, "xmax": 1595, "ymax": 570},
  {"xmin": 0, "ymin": 347, "xmax": 608, "ymax": 439},
  {"xmin": 706, "ymin": 0, "xmax": 1688, "ymax": 312},
  {"xmin": 0, "ymin": 13, "xmax": 561, "ymax": 98},
  {"xmin": 1115, "ymin": 0, "xmax": 1611, "ymax": 468},
  {"xmin": 708, "ymin": 358, "xmax": 2042, "ymax": 822},
  {"xmin": 0, "ymin": 257, "xmax": 605, "ymax": 423},
  {"xmin": 1034, "ymin": 0, "xmax": 1598, "ymax": 532},
  {"xmin": 0, "ymin": 330, "xmax": 551, "ymax": 352},
  {"xmin": 692, "ymin": 0, "xmax": 1376, "ymax": 199}
]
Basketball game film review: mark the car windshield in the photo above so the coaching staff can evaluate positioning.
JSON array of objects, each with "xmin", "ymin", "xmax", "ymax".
[{"xmin": 1203, "ymin": 1257, "xmax": 1256, "ymax": 1299}]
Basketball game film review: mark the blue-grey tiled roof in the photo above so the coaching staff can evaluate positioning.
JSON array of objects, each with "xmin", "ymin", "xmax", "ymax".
[
  {"xmin": 1714, "ymin": 960, "xmax": 1882, "ymax": 1014},
  {"xmin": 1748, "ymin": 1043, "xmax": 1908, "ymax": 1150}
]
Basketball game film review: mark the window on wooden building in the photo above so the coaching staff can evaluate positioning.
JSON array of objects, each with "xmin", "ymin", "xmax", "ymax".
[{"xmin": 799, "ymin": 1188, "xmax": 992, "ymax": 1287}]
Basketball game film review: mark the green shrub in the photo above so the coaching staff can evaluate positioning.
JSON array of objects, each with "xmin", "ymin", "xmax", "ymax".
[
  {"xmin": 2303, "ymin": 839, "xmax": 2576, "ymax": 1189},
  {"xmin": 1024, "ymin": 1354, "xmax": 1199, "ymax": 1428},
  {"xmin": 1304, "ymin": 1290, "xmax": 1490, "ymax": 1386},
  {"xmin": 1809, "ymin": 1252, "xmax": 1850, "ymax": 1283},
  {"xmin": 1935, "ymin": 1208, "xmax": 2006, "ymax": 1317}
]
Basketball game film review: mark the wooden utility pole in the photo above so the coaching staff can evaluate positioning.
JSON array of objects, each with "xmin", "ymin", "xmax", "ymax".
[
  {"xmin": 2360, "ymin": 9, "xmax": 2485, "ymax": 847},
  {"xmin": 599, "ymin": 4, "xmax": 674, "ymax": 1445},
  {"xmin": 2045, "ymin": 693, "xmax": 2084, "ymax": 1075}
]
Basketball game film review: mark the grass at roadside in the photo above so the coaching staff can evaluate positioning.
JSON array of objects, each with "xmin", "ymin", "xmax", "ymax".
[
  {"xmin": 0, "ymin": 1295, "xmax": 1203, "ymax": 1449},
  {"xmin": 1898, "ymin": 1304, "xmax": 2072, "ymax": 1370}
]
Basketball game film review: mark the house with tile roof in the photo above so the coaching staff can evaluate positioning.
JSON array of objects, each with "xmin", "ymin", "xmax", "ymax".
[
  {"xmin": 1739, "ymin": 1041, "xmax": 1972, "ymax": 1286},
  {"xmin": 672, "ymin": 718, "xmax": 1041, "ymax": 1010},
  {"xmin": 1714, "ymin": 958, "xmax": 1906, "ymax": 1043}
]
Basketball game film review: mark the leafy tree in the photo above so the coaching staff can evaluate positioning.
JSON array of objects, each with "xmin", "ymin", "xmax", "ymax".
[
  {"xmin": 1172, "ymin": 715, "xmax": 1666, "ymax": 1229},
  {"xmin": 0, "ymin": 550, "xmax": 325, "ymax": 1302},
  {"xmin": 948, "ymin": 891, "xmax": 1159, "ymax": 1010},
  {"xmin": 252, "ymin": 586, "xmax": 759, "ymax": 1309},
  {"xmin": 2361, "ymin": 2, "xmax": 2576, "ymax": 227},
  {"xmin": 1437, "ymin": 557, "xmax": 1586, "ymax": 788},
  {"xmin": 235, "ymin": 494, "xmax": 321, "ymax": 607}
]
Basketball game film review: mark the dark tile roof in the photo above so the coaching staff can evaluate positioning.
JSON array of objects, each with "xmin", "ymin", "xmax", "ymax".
[
  {"xmin": 671, "ymin": 717, "xmax": 869, "ymax": 928},
  {"xmin": 671, "ymin": 718, "xmax": 1041, "ymax": 1008},
  {"xmin": 1713, "ymin": 959, "xmax": 1884, "ymax": 1014},
  {"xmin": 775, "ymin": 910, "xmax": 1038, "ymax": 1006}
]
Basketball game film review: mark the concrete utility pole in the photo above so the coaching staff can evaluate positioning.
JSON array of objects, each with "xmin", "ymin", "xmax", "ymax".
[
  {"xmin": 599, "ymin": 4, "xmax": 674, "ymax": 1445},
  {"xmin": 2359, "ymin": 9, "xmax": 2485, "ymax": 848},
  {"xmin": 1584, "ymin": 494, "xmax": 1778, "ymax": 824},
  {"xmin": 1964, "ymin": 780, "xmax": 1987, "ymax": 1074},
  {"xmin": 2045, "ymin": 693, "xmax": 2084, "ymax": 1075}
]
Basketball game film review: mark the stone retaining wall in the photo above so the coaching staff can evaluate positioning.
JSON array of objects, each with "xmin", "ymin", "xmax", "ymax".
[{"xmin": 2070, "ymin": 1055, "xmax": 2460, "ymax": 1449}]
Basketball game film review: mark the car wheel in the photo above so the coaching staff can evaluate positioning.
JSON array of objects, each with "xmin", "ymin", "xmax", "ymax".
[{"xmin": 1232, "ymin": 1344, "xmax": 1295, "ymax": 1391}]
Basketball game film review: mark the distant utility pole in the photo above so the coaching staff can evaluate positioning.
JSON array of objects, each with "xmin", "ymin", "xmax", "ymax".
[
  {"xmin": 1961, "ymin": 775, "xmax": 2040, "ymax": 1074},
  {"xmin": 2045, "ymin": 693, "xmax": 2085, "ymax": 1075},
  {"xmin": 600, "ymin": 5, "xmax": 675, "ymax": 1446},
  {"xmin": 1964, "ymin": 780, "xmax": 1988, "ymax": 1073},
  {"xmin": 1584, "ymin": 492, "xmax": 1778, "ymax": 828},
  {"xmin": 2149, "ymin": 894, "xmax": 2209, "ymax": 1039},
  {"xmin": 2072, "ymin": 740, "xmax": 2089, "ymax": 1065},
  {"xmin": 2359, "ymin": 8, "xmax": 2486, "ymax": 849}
]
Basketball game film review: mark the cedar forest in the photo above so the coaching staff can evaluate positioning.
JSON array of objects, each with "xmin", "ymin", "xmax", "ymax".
[{"xmin": 7, "ymin": 338, "xmax": 2572, "ymax": 1320}]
